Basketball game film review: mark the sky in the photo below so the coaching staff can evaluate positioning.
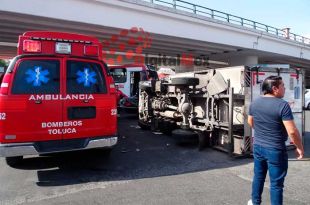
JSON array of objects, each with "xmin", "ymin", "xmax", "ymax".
[{"xmin": 187, "ymin": 0, "xmax": 310, "ymax": 38}]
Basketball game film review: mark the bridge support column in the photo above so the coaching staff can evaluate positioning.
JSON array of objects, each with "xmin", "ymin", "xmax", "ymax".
[{"xmin": 229, "ymin": 56, "xmax": 258, "ymax": 66}]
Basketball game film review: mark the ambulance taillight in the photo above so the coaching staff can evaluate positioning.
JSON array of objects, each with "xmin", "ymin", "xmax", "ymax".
[
  {"xmin": 107, "ymin": 76, "xmax": 116, "ymax": 94},
  {"xmin": 23, "ymin": 40, "xmax": 41, "ymax": 53},
  {"xmin": 0, "ymin": 73, "xmax": 12, "ymax": 95}
]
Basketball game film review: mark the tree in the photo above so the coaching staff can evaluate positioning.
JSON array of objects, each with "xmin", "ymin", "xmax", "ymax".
[{"xmin": 0, "ymin": 59, "xmax": 8, "ymax": 67}]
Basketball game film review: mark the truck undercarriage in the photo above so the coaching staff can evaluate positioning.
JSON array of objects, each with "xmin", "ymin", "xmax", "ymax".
[{"xmin": 138, "ymin": 69, "xmax": 251, "ymax": 156}]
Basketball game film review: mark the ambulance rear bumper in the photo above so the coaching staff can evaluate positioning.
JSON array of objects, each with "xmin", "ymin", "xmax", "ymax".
[{"xmin": 0, "ymin": 136, "xmax": 118, "ymax": 157}]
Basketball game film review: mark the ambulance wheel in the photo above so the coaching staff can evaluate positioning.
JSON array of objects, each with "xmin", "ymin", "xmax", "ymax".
[
  {"xmin": 5, "ymin": 156, "xmax": 23, "ymax": 167},
  {"xmin": 307, "ymin": 103, "xmax": 310, "ymax": 109},
  {"xmin": 102, "ymin": 148, "xmax": 112, "ymax": 156},
  {"xmin": 96, "ymin": 148, "xmax": 112, "ymax": 156},
  {"xmin": 170, "ymin": 77, "xmax": 199, "ymax": 86}
]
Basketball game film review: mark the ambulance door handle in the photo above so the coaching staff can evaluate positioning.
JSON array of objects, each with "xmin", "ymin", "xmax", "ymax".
[
  {"xmin": 35, "ymin": 100, "xmax": 42, "ymax": 104},
  {"xmin": 82, "ymin": 99, "xmax": 89, "ymax": 103}
]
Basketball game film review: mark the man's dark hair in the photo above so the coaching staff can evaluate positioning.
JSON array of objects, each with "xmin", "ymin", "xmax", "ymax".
[{"xmin": 261, "ymin": 76, "xmax": 282, "ymax": 95}]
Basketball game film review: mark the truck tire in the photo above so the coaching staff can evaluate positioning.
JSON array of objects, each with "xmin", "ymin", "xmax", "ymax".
[
  {"xmin": 172, "ymin": 129, "xmax": 198, "ymax": 145},
  {"xmin": 198, "ymin": 131, "xmax": 210, "ymax": 151},
  {"xmin": 170, "ymin": 77, "xmax": 199, "ymax": 86},
  {"xmin": 5, "ymin": 156, "xmax": 23, "ymax": 167},
  {"xmin": 159, "ymin": 119, "xmax": 174, "ymax": 135},
  {"xmin": 138, "ymin": 120, "xmax": 150, "ymax": 130},
  {"xmin": 139, "ymin": 80, "xmax": 155, "ymax": 93},
  {"xmin": 139, "ymin": 84, "xmax": 150, "ymax": 91}
]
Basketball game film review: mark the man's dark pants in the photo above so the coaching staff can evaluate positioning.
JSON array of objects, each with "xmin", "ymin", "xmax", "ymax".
[{"xmin": 252, "ymin": 144, "xmax": 288, "ymax": 205}]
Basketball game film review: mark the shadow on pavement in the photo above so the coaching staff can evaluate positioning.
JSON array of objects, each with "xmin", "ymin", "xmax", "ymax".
[{"xmin": 10, "ymin": 114, "xmax": 309, "ymax": 187}]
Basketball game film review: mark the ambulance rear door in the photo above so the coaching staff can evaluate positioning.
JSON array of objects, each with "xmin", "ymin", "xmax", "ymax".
[
  {"xmin": 0, "ymin": 57, "xmax": 63, "ymax": 143},
  {"xmin": 63, "ymin": 58, "xmax": 117, "ymax": 140}
]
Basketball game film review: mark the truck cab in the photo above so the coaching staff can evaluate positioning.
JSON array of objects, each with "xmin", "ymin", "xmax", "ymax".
[{"xmin": 0, "ymin": 31, "xmax": 118, "ymax": 166}]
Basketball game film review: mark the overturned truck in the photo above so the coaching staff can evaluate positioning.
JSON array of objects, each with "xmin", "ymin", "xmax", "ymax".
[{"xmin": 138, "ymin": 65, "xmax": 304, "ymax": 156}]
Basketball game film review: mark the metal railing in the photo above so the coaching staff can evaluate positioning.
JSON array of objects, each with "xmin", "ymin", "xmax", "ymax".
[{"xmin": 145, "ymin": 0, "xmax": 310, "ymax": 45}]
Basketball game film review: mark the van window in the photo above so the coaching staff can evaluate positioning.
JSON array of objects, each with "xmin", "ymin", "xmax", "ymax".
[
  {"xmin": 110, "ymin": 68, "xmax": 127, "ymax": 83},
  {"xmin": 67, "ymin": 60, "xmax": 107, "ymax": 94},
  {"xmin": 11, "ymin": 60, "xmax": 60, "ymax": 94}
]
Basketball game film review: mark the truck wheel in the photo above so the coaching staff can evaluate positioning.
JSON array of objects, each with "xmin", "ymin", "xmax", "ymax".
[
  {"xmin": 170, "ymin": 77, "xmax": 199, "ymax": 86},
  {"xmin": 159, "ymin": 119, "xmax": 171, "ymax": 135},
  {"xmin": 139, "ymin": 84, "xmax": 151, "ymax": 91},
  {"xmin": 139, "ymin": 81, "xmax": 155, "ymax": 94},
  {"xmin": 138, "ymin": 120, "xmax": 150, "ymax": 130},
  {"xmin": 5, "ymin": 156, "xmax": 23, "ymax": 167},
  {"xmin": 198, "ymin": 131, "xmax": 210, "ymax": 151},
  {"xmin": 172, "ymin": 129, "xmax": 198, "ymax": 145}
]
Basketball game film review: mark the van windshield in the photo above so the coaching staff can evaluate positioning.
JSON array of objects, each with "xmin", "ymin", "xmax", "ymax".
[{"xmin": 110, "ymin": 68, "xmax": 127, "ymax": 83}]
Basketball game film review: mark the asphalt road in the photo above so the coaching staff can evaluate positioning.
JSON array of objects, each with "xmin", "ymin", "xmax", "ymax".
[{"xmin": 0, "ymin": 113, "xmax": 309, "ymax": 205}]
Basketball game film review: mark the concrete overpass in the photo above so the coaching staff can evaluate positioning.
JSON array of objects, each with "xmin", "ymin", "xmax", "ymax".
[{"xmin": 1, "ymin": 0, "xmax": 310, "ymax": 82}]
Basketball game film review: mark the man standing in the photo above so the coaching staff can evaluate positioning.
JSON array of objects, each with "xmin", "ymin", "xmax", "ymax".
[{"xmin": 247, "ymin": 75, "xmax": 304, "ymax": 205}]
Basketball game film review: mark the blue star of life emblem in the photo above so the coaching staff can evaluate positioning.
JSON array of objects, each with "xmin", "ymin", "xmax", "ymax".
[
  {"xmin": 25, "ymin": 66, "xmax": 50, "ymax": 86},
  {"xmin": 76, "ymin": 68, "xmax": 97, "ymax": 87}
]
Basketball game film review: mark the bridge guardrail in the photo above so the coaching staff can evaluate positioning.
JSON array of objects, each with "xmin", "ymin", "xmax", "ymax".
[{"xmin": 144, "ymin": 0, "xmax": 310, "ymax": 46}]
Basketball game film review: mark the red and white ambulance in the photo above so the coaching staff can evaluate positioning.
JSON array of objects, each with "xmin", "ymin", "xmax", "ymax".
[{"xmin": 0, "ymin": 31, "xmax": 118, "ymax": 166}]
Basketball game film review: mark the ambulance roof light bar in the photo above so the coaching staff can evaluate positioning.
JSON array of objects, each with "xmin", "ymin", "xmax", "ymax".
[
  {"xmin": 32, "ymin": 37, "xmax": 91, "ymax": 44},
  {"xmin": 18, "ymin": 31, "xmax": 103, "ymax": 60},
  {"xmin": 23, "ymin": 31, "xmax": 99, "ymax": 44}
]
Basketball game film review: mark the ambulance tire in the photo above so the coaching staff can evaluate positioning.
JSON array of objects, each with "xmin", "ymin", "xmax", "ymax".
[
  {"xmin": 170, "ymin": 77, "xmax": 199, "ymax": 86},
  {"xmin": 96, "ymin": 148, "xmax": 112, "ymax": 157},
  {"xmin": 102, "ymin": 148, "xmax": 112, "ymax": 156},
  {"xmin": 5, "ymin": 156, "xmax": 23, "ymax": 167},
  {"xmin": 307, "ymin": 103, "xmax": 310, "ymax": 109}
]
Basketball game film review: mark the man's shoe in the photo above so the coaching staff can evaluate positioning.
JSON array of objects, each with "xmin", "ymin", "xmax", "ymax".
[{"xmin": 247, "ymin": 199, "xmax": 253, "ymax": 205}]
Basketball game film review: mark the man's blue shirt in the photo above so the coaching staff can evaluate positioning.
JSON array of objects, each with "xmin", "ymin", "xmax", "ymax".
[{"xmin": 249, "ymin": 96, "xmax": 293, "ymax": 150}]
